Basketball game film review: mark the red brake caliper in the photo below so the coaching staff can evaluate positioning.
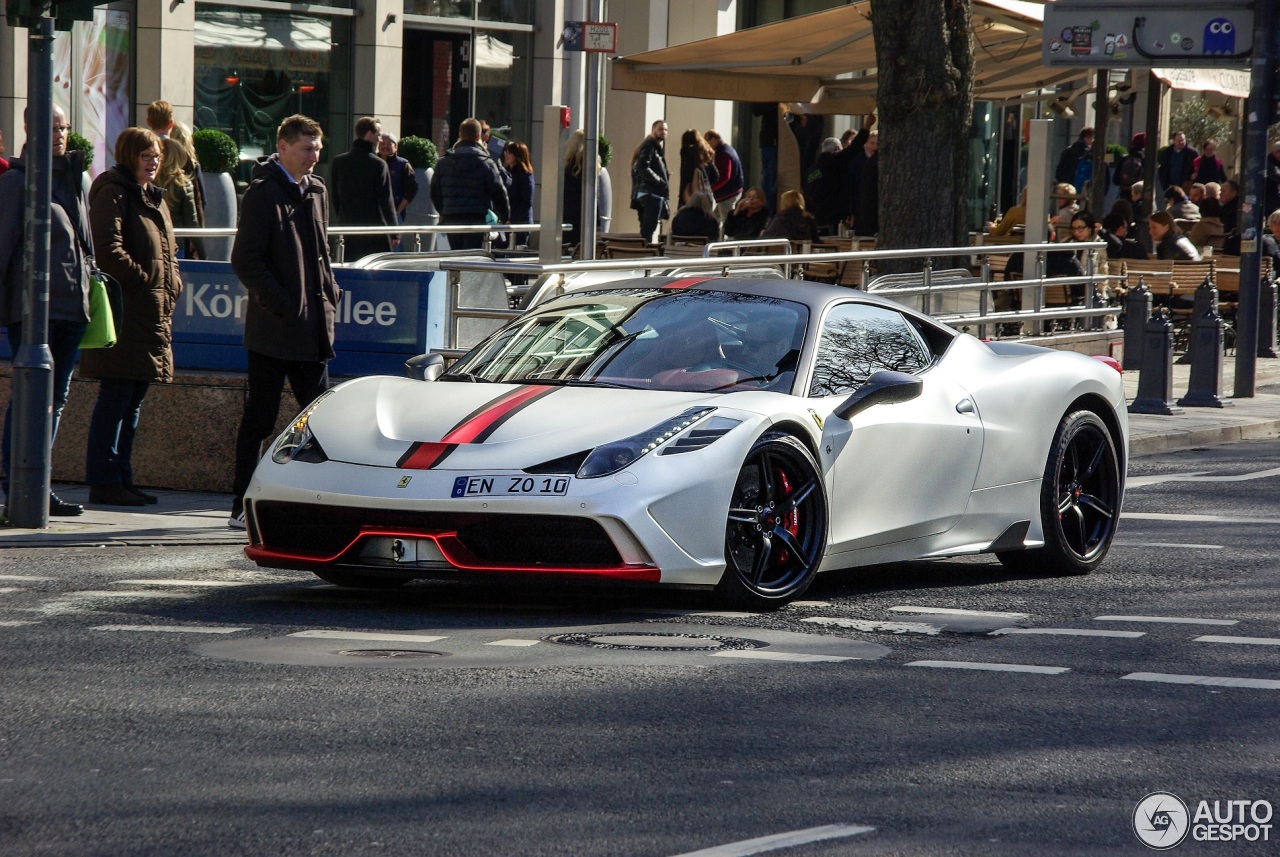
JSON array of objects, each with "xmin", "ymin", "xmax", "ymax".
[{"xmin": 776, "ymin": 468, "xmax": 799, "ymax": 563}]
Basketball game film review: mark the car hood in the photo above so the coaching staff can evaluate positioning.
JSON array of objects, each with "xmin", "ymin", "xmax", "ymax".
[{"xmin": 307, "ymin": 376, "xmax": 747, "ymax": 470}]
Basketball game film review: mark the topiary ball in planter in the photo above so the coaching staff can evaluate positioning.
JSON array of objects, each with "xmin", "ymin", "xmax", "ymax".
[
  {"xmin": 398, "ymin": 135, "xmax": 438, "ymax": 171},
  {"xmin": 192, "ymin": 128, "xmax": 240, "ymax": 173},
  {"xmin": 598, "ymin": 135, "xmax": 612, "ymax": 168},
  {"xmin": 66, "ymin": 131, "xmax": 94, "ymax": 168}
]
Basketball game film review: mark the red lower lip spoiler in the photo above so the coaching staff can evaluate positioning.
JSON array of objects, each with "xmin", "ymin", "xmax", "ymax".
[{"xmin": 245, "ymin": 528, "xmax": 661, "ymax": 582}]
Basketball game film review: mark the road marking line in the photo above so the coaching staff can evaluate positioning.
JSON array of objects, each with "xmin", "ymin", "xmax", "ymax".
[
  {"xmin": 890, "ymin": 605, "xmax": 1030, "ymax": 619},
  {"xmin": 486, "ymin": 639, "xmax": 541, "ymax": 647},
  {"xmin": 668, "ymin": 823, "xmax": 875, "ymax": 856},
  {"xmin": 1112, "ymin": 541, "xmax": 1224, "ymax": 549},
  {"xmin": 789, "ymin": 600, "xmax": 832, "ymax": 607},
  {"xmin": 1123, "ymin": 512, "xmax": 1280, "ymax": 524},
  {"xmin": 1128, "ymin": 466, "xmax": 1280, "ymax": 487},
  {"xmin": 1194, "ymin": 635, "xmax": 1280, "ymax": 646},
  {"xmin": 0, "ymin": 587, "xmax": 22, "ymax": 594},
  {"xmin": 0, "ymin": 575, "xmax": 53, "ymax": 581},
  {"xmin": 114, "ymin": 579, "xmax": 247, "ymax": 587},
  {"xmin": 907, "ymin": 660, "xmax": 1070, "ymax": 675},
  {"xmin": 802, "ymin": 617, "xmax": 941, "ymax": 635},
  {"xmin": 709, "ymin": 650, "xmax": 858, "ymax": 663},
  {"xmin": 64, "ymin": 591, "xmax": 190, "ymax": 599},
  {"xmin": 692, "ymin": 611, "xmax": 757, "ymax": 619},
  {"xmin": 93, "ymin": 625, "xmax": 248, "ymax": 634},
  {"xmin": 990, "ymin": 627, "xmax": 1144, "ymax": 638},
  {"xmin": 0, "ymin": 620, "xmax": 38, "ymax": 626},
  {"xmin": 1123, "ymin": 672, "xmax": 1280, "ymax": 690},
  {"xmin": 1096, "ymin": 615, "xmax": 1238, "ymax": 626},
  {"xmin": 289, "ymin": 630, "xmax": 448, "ymax": 644}
]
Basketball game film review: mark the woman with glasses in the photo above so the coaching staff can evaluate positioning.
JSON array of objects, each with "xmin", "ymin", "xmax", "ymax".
[{"xmin": 80, "ymin": 127, "xmax": 183, "ymax": 507}]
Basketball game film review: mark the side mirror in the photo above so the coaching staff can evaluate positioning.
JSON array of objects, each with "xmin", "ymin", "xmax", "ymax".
[
  {"xmin": 834, "ymin": 370, "xmax": 923, "ymax": 421},
  {"xmin": 405, "ymin": 352, "xmax": 446, "ymax": 381}
]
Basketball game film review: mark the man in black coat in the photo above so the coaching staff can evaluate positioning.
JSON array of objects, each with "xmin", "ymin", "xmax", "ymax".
[
  {"xmin": 630, "ymin": 120, "xmax": 670, "ymax": 243},
  {"xmin": 329, "ymin": 116, "xmax": 398, "ymax": 262},
  {"xmin": 1157, "ymin": 131, "xmax": 1199, "ymax": 195},
  {"xmin": 430, "ymin": 117, "xmax": 510, "ymax": 251},
  {"xmin": 229, "ymin": 114, "xmax": 341, "ymax": 528}
]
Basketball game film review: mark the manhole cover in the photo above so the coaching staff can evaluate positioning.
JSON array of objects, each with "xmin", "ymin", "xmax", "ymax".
[
  {"xmin": 545, "ymin": 632, "xmax": 766, "ymax": 652},
  {"xmin": 336, "ymin": 649, "xmax": 448, "ymax": 659}
]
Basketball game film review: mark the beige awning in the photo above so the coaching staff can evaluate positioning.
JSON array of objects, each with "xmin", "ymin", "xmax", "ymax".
[{"xmin": 611, "ymin": 0, "xmax": 1088, "ymax": 112}]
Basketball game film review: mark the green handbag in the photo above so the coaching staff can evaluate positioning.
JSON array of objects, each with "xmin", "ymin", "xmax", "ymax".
[{"xmin": 80, "ymin": 271, "xmax": 121, "ymax": 349}]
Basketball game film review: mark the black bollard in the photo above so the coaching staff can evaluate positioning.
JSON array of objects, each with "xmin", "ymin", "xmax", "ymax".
[
  {"xmin": 1260, "ymin": 271, "xmax": 1278, "ymax": 359},
  {"xmin": 1176, "ymin": 276, "xmax": 1217, "ymax": 365},
  {"xmin": 1177, "ymin": 308, "xmax": 1231, "ymax": 408},
  {"xmin": 1129, "ymin": 311, "xmax": 1182, "ymax": 415},
  {"xmin": 1122, "ymin": 281, "xmax": 1152, "ymax": 370}
]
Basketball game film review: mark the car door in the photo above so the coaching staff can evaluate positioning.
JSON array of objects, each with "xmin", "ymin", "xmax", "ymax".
[{"xmin": 809, "ymin": 302, "xmax": 984, "ymax": 554}]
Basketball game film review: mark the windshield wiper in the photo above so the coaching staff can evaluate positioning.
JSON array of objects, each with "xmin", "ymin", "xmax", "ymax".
[
  {"xmin": 518, "ymin": 378, "xmax": 642, "ymax": 389},
  {"xmin": 439, "ymin": 371, "xmax": 492, "ymax": 383}
]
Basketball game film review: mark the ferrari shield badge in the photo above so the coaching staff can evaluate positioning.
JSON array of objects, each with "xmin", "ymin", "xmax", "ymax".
[
  {"xmin": 808, "ymin": 409, "xmax": 824, "ymax": 430},
  {"xmin": 397, "ymin": 475, "xmax": 413, "ymax": 489}
]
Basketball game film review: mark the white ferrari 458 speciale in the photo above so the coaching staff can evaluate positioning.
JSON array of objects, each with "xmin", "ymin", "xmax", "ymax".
[{"xmin": 243, "ymin": 275, "xmax": 1127, "ymax": 609}]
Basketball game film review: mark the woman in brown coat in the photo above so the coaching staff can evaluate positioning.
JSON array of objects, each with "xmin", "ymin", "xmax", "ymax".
[{"xmin": 81, "ymin": 127, "xmax": 182, "ymax": 506}]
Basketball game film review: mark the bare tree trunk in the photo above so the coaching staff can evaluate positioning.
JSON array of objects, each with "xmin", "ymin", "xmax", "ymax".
[{"xmin": 871, "ymin": 0, "xmax": 974, "ymax": 271}]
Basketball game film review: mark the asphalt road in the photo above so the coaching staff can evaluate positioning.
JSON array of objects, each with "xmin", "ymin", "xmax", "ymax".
[{"xmin": 3, "ymin": 440, "xmax": 1280, "ymax": 856}]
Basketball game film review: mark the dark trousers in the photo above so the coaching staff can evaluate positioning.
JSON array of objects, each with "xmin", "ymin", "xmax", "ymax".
[
  {"xmin": 638, "ymin": 196, "xmax": 667, "ymax": 244},
  {"xmin": 443, "ymin": 215, "xmax": 488, "ymax": 251},
  {"xmin": 85, "ymin": 377, "xmax": 150, "ymax": 486},
  {"xmin": 3, "ymin": 320, "xmax": 88, "ymax": 487},
  {"xmin": 232, "ymin": 350, "xmax": 329, "ymax": 500}
]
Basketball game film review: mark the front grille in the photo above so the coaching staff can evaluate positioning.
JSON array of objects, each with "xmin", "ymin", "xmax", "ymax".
[{"xmin": 254, "ymin": 501, "xmax": 622, "ymax": 568}]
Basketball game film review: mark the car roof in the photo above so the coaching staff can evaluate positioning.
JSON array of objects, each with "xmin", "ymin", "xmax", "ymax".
[{"xmin": 554, "ymin": 275, "xmax": 960, "ymax": 342}]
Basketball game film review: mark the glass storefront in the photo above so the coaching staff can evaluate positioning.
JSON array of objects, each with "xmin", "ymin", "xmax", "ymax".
[
  {"xmin": 401, "ymin": 26, "xmax": 531, "ymax": 154},
  {"xmin": 193, "ymin": 5, "xmax": 352, "ymax": 183},
  {"xmin": 54, "ymin": 10, "xmax": 132, "ymax": 178}
]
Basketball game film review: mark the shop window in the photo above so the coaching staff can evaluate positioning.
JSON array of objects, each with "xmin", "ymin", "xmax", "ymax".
[{"xmin": 194, "ymin": 5, "xmax": 351, "ymax": 185}]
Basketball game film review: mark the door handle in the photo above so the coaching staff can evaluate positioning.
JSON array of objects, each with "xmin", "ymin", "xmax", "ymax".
[{"xmin": 955, "ymin": 398, "xmax": 976, "ymax": 414}]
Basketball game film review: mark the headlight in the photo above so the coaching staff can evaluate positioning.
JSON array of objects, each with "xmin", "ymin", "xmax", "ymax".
[
  {"xmin": 576, "ymin": 407, "xmax": 715, "ymax": 479},
  {"xmin": 270, "ymin": 389, "xmax": 335, "ymax": 464}
]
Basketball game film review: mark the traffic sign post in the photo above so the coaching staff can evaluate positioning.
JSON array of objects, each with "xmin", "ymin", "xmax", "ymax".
[
  {"xmin": 565, "ymin": 14, "xmax": 616, "ymax": 261},
  {"xmin": 8, "ymin": 13, "xmax": 55, "ymax": 528},
  {"xmin": 5, "ymin": 0, "xmax": 108, "ymax": 525}
]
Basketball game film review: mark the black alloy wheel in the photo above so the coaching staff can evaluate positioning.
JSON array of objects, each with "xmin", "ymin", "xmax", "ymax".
[
  {"xmin": 717, "ymin": 432, "xmax": 828, "ymax": 609},
  {"xmin": 999, "ymin": 410, "xmax": 1121, "ymax": 576}
]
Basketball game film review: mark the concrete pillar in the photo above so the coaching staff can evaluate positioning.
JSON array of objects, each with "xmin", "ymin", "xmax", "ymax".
[
  {"xmin": 136, "ymin": 0, "xmax": 196, "ymax": 128},
  {"xmin": 352, "ymin": 0, "xmax": 403, "ymax": 133},
  {"xmin": 0, "ymin": 23, "xmax": 26, "ymax": 149}
]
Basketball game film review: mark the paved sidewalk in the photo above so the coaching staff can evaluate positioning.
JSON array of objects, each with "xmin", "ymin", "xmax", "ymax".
[{"xmin": 2, "ymin": 355, "xmax": 1278, "ymax": 549}]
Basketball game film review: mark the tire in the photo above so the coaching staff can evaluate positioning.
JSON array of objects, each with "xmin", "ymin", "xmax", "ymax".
[
  {"xmin": 998, "ymin": 410, "xmax": 1121, "ymax": 576},
  {"xmin": 717, "ymin": 433, "xmax": 828, "ymax": 610},
  {"xmin": 312, "ymin": 569, "xmax": 411, "ymax": 589}
]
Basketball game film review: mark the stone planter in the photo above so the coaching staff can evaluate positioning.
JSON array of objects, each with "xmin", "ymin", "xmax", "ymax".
[
  {"xmin": 202, "ymin": 170, "xmax": 237, "ymax": 261},
  {"xmin": 404, "ymin": 167, "xmax": 440, "ymax": 251},
  {"xmin": 597, "ymin": 167, "xmax": 612, "ymax": 232}
]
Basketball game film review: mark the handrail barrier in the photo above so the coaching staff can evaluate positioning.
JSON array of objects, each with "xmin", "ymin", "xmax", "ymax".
[
  {"xmin": 175, "ymin": 223, "xmax": 559, "ymax": 263},
  {"xmin": 169, "ymin": 227, "xmax": 1119, "ymax": 364},
  {"xmin": 431, "ymin": 240, "xmax": 1118, "ymax": 355}
]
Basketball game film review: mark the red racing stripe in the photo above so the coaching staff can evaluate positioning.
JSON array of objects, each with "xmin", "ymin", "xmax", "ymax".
[
  {"xmin": 441, "ymin": 385, "xmax": 556, "ymax": 444},
  {"xmin": 661, "ymin": 277, "xmax": 713, "ymax": 290},
  {"xmin": 397, "ymin": 386, "xmax": 557, "ymax": 469},
  {"xmin": 397, "ymin": 441, "xmax": 457, "ymax": 470}
]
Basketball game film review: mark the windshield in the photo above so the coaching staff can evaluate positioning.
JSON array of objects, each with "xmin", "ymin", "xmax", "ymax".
[{"xmin": 446, "ymin": 289, "xmax": 809, "ymax": 393}]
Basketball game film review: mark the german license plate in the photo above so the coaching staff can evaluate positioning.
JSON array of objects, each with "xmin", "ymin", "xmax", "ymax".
[{"xmin": 451, "ymin": 475, "xmax": 570, "ymax": 498}]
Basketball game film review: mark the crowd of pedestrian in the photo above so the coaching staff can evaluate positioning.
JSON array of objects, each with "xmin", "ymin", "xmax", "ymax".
[{"xmin": 6, "ymin": 95, "xmax": 1280, "ymax": 526}]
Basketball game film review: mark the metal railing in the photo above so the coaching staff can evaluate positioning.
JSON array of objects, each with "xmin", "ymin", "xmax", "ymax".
[
  {"xmin": 433, "ymin": 240, "xmax": 1118, "ymax": 352},
  {"xmin": 174, "ymin": 223, "xmax": 558, "ymax": 263}
]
